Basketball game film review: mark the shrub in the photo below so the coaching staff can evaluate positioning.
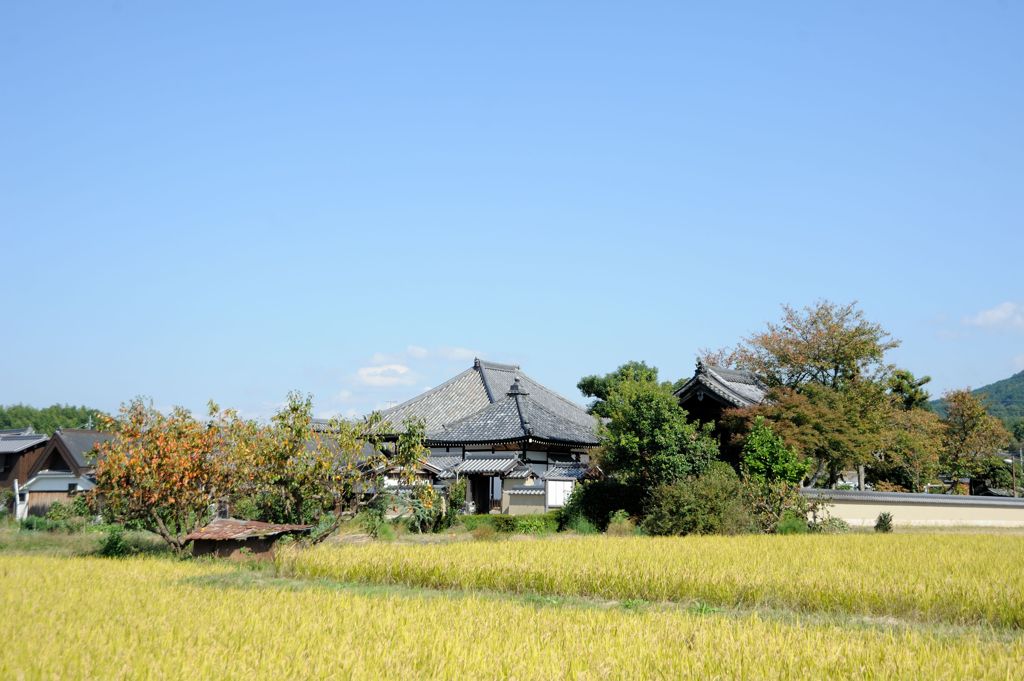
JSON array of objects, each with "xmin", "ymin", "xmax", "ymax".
[
  {"xmin": 514, "ymin": 512, "xmax": 560, "ymax": 535},
  {"xmin": 492, "ymin": 515, "xmax": 517, "ymax": 533},
  {"xmin": 560, "ymin": 480, "xmax": 643, "ymax": 531},
  {"xmin": 641, "ymin": 463, "xmax": 758, "ymax": 536},
  {"xmin": 471, "ymin": 525, "xmax": 497, "ymax": 541},
  {"xmin": 566, "ymin": 516, "xmax": 598, "ymax": 535},
  {"xmin": 99, "ymin": 526, "xmax": 131, "ymax": 557},
  {"xmin": 606, "ymin": 510, "xmax": 636, "ymax": 536},
  {"xmin": 875, "ymin": 512, "xmax": 894, "ymax": 533},
  {"xmin": 45, "ymin": 501, "xmax": 73, "ymax": 522},
  {"xmin": 743, "ymin": 480, "xmax": 820, "ymax": 534},
  {"xmin": 459, "ymin": 514, "xmax": 496, "ymax": 532},
  {"xmin": 811, "ymin": 516, "xmax": 850, "ymax": 534},
  {"xmin": 776, "ymin": 511, "xmax": 809, "ymax": 534},
  {"xmin": 21, "ymin": 516, "xmax": 58, "ymax": 532}
]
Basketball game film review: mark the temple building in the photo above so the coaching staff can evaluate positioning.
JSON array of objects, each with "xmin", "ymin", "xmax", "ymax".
[
  {"xmin": 673, "ymin": 361, "xmax": 768, "ymax": 424},
  {"xmin": 377, "ymin": 359, "xmax": 599, "ymax": 514}
]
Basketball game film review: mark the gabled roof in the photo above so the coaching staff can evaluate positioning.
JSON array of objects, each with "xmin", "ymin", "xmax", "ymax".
[
  {"xmin": 378, "ymin": 359, "xmax": 596, "ymax": 434},
  {"xmin": 20, "ymin": 470, "xmax": 95, "ymax": 492},
  {"xmin": 426, "ymin": 378, "xmax": 599, "ymax": 447},
  {"xmin": 30, "ymin": 429, "xmax": 114, "ymax": 478},
  {"xmin": 52, "ymin": 429, "xmax": 114, "ymax": 469},
  {"xmin": 674, "ymin": 361, "xmax": 768, "ymax": 409}
]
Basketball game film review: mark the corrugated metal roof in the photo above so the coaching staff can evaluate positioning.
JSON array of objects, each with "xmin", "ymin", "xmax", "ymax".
[
  {"xmin": 0, "ymin": 433, "xmax": 47, "ymax": 453},
  {"xmin": 453, "ymin": 456, "xmax": 519, "ymax": 475},
  {"xmin": 184, "ymin": 518, "xmax": 313, "ymax": 542},
  {"xmin": 20, "ymin": 471, "xmax": 95, "ymax": 492}
]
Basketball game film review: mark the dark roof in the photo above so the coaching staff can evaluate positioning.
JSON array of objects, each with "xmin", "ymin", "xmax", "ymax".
[
  {"xmin": 52, "ymin": 429, "xmax": 115, "ymax": 468},
  {"xmin": 453, "ymin": 454, "xmax": 520, "ymax": 475},
  {"xmin": 426, "ymin": 377, "xmax": 599, "ymax": 447},
  {"xmin": 379, "ymin": 359, "xmax": 596, "ymax": 434},
  {"xmin": 184, "ymin": 518, "xmax": 313, "ymax": 542},
  {"xmin": 674, "ymin": 361, "xmax": 768, "ymax": 409},
  {"xmin": 543, "ymin": 463, "xmax": 589, "ymax": 481}
]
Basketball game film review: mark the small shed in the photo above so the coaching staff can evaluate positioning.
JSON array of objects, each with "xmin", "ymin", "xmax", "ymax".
[{"xmin": 184, "ymin": 518, "xmax": 312, "ymax": 559}]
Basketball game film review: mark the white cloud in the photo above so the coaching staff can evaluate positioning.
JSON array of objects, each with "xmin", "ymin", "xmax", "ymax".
[
  {"xmin": 406, "ymin": 345, "xmax": 429, "ymax": 359},
  {"xmin": 356, "ymin": 364, "xmax": 415, "ymax": 387},
  {"xmin": 438, "ymin": 346, "xmax": 479, "ymax": 362},
  {"xmin": 964, "ymin": 302, "xmax": 1024, "ymax": 330}
]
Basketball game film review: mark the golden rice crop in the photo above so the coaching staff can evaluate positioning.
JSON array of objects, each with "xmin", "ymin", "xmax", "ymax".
[
  {"xmin": 1, "ymin": 554, "xmax": 1022, "ymax": 680},
  {"xmin": 280, "ymin": 534, "xmax": 1024, "ymax": 627}
]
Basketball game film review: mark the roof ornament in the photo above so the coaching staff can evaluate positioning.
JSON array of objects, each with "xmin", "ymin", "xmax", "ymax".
[
  {"xmin": 508, "ymin": 377, "xmax": 532, "ymax": 435},
  {"xmin": 696, "ymin": 359, "xmax": 707, "ymax": 374}
]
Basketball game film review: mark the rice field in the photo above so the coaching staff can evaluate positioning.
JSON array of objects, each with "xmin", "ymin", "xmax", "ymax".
[
  {"xmin": 279, "ymin": 534, "xmax": 1024, "ymax": 627},
  {"xmin": 2, "ymin": 554, "xmax": 1023, "ymax": 680}
]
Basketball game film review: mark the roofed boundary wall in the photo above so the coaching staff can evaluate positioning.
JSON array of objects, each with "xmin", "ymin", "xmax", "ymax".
[{"xmin": 801, "ymin": 488, "xmax": 1024, "ymax": 528}]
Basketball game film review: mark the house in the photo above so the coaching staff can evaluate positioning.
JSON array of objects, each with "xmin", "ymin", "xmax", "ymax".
[
  {"xmin": 184, "ymin": 518, "xmax": 313, "ymax": 559},
  {"xmin": 373, "ymin": 359, "xmax": 599, "ymax": 514},
  {"xmin": 673, "ymin": 361, "xmax": 768, "ymax": 424},
  {"xmin": 0, "ymin": 428, "xmax": 49, "ymax": 491},
  {"xmin": 15, "ymin": 428, "xmax": 113, "ymax": 518}
]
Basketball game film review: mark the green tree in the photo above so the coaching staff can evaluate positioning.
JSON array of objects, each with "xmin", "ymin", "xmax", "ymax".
[
  {"xmin": 0, "ymin": 403, "xmax": 107, "ymax": 435},
  {"xmin": 940, "ymin": 389, "xmax": 1011, "ymax": 491},
  {"xmin": 599, "ymin": 379, "xmax": 718, "ymax": 492},
  {"xmin": 741, "ymin": 416, "xmax": 807, "ymax": 484},
  {"xmin": 577, "ymin": 361, "xmax": 670, "ymax": 418},
  {"xmin": 887, "ymin": 369, "xmax": 932, "ymax": 411},
  {"xmin": 871, "ymin": 407, "xmax": 944, "ymax": 492}
]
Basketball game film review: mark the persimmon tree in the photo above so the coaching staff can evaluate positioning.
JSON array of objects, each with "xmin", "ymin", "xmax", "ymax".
[{"xmin": 93, "ymin": 398, "xmax": 236, "ymax": 553}]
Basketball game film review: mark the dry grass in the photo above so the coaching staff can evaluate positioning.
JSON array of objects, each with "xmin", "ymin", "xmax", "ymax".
[{"xmin": 1, "ymin": 554, "xmax": 1022, "ymax": 679}]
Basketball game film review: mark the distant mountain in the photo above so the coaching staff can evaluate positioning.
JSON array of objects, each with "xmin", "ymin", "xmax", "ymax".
[{"xmin": 929, "ymin": 370, "xmax": 1024, "ymax": 425}]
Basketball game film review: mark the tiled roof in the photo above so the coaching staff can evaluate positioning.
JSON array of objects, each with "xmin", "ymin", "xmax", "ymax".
[
  {"xmin": 0, "ymin": 432, "xmax": 47, "ymax": 454},
  {"xmin": 426, "ymin": 377, "xmax": 599, "ymax": 447},
  {"xmin": 184, "ymin": 518, "xmax": 312, "ymax": 542},
  {"xmin": 674, "ymin": 361, "xmax": 768, "ymax": 409},
  {"xmin": 505, "ymin": 488, "xmax": 545, "ymax": 496},
  {"xmin": 379, "ymin": 359, "xmax": 596, "ymax": 435},
  {"xmin": 453, "ymin": 455, "xmax": 519, "ymax": 475},
  {"xmin": 544, "ymin": 463, "xmax": 589, "ymax": 481}
]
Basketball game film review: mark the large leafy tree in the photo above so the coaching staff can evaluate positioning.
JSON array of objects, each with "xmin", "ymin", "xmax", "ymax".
[
  {"xmin": 724, "ymin": 300, "xmax": 899, "ymax": 391},
  {"xmin": 940, "ymin": 389, "xmax": 1011, "ymax": 490},
  {"xmin": 599, "ymin": 379, "xmax": 718, "ymax": 492},
  {"xmin": 93, "ymin": 399, "xmax": 235, "ymax": 552},
  {"xmin": 230, "ymin": 392, "xmax": 408, "ymax": 534},
  {"xmin": 870, "ymin": 407, "xmax": 944, "ymax": 492},
  {"xmin": 577, "ymin": 361, "xmax": 678, "ymax": 418}
]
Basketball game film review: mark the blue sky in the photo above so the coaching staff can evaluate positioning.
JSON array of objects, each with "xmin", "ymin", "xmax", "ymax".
[{"xmin": 2, "ymin": 2, "xmax": 1022, "ymax": 420}]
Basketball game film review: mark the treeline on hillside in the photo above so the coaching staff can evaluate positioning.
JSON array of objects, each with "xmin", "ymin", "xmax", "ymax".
[
  {"xmin": 929, "ymin": 371, "xmax": 1024, "ymax": 435},
  {"xmin": 565, "ymin": 300, "xmax": 1016, "ymax": 537},
  {"xmin": 0, "ymin": 403, "xmax": 107, "ymax": 435}
]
